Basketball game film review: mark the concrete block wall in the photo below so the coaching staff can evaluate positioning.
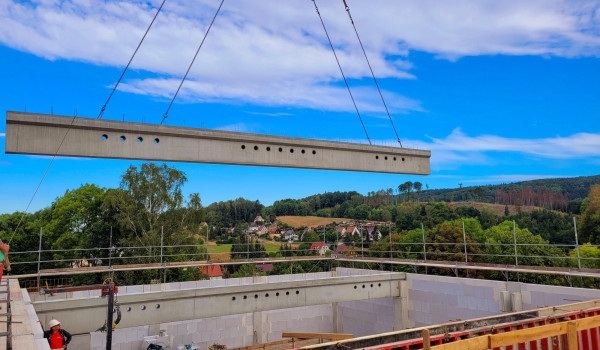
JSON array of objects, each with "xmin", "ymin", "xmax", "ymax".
[
  {"xmin": 262, "ymin": 304, "xmax": 333, "ymax": 342},
  {"xmin": 334, "ymin": 268, "xmax": 396, "ymax": 336},
  {"xmin": 337, "ymin": 297, "xmax": 394, "ymax": 337},
  {"xmin": 406, "ymin": 274, "xmax": 505, "ymax": 327},
  {"xmin": 90, "ymin": 326, "xmax": 149, "ymax": 350},
  {"xmin": 518, "ymin": 283, "xmax": 600, "ymax": 310},
  {"xmin": 160, "ymin": 313, "xmax": 253, "ymax": 349},
  {"xmin": 405, "ymin": 274, "xmax": 600, "ymax": 328}
]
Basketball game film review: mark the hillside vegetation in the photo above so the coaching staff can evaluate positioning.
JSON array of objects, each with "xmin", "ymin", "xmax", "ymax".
[
  {"xmin": 1, "ymin": 163, "xmax": 599, "ymax": 287},
  {"xmin": 276, "ymin": 216, "xmax": 351, "ymax": 228}
]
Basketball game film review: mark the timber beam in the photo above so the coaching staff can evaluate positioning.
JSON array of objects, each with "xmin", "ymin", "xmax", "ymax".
[{"xmin": 5, "ymin": 111, "xmax": 430, "ymax": 174}]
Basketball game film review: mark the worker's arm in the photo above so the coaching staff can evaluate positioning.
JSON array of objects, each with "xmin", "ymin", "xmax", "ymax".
[
  {"xmin": 0, "ymin": 242, "xmax": 8, "ymax": 254},
  {"xmin": 63, "ymin": 329, "xmax": 72, "ymax": 344}
]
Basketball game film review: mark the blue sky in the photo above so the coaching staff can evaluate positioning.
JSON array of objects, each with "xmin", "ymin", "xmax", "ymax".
[{"xmin": 1, "ymin": 0, "xmax": 599, "ymax": 214}]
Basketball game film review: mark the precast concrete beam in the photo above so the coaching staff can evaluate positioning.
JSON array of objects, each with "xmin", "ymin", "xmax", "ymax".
[
  {"xmin": 5, "ymin": 112, "xmax": 431, "ymax": 174},
  {"xmin": 32, "ymin": 272, "xmax": 405, "ymax": 334}
]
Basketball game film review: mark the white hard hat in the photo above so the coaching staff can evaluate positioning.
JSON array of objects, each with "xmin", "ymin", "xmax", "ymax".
[{"xmin": 48, "ymin": 319, "xmax": 60, "ymax": 328}]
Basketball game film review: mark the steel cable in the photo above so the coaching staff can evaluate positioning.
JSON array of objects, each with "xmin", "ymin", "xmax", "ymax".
[
  {"xmin": 342, "ymin": 0, "xmax": 403, "ymax": 147},
  {"xmin": 311, "ymin": 0, "xmax": 371, "ymax": 145},
  {"xmin": 160, "ymin": 0, "xmax": 225, "ymax": 125},
  {"xmin": 98, "ymin": 0, "xmax": 168, "ymax": 119}
]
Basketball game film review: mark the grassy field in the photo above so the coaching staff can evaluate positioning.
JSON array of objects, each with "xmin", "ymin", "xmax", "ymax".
[
  {"xmin": 277, "ymin": 215, "xmax": 351, "ymax": 228},
  {"xmin": 207, "ymin": 241, "xmax": 281, "ymax": 261}
]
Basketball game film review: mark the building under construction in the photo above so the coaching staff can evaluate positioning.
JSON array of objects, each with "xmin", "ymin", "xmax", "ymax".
[{"xmin": 4, "ymin": 264, "xmax": 600, "ymax": 350}]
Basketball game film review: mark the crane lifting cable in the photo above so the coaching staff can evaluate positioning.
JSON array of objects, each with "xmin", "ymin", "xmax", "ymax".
[
  {"xmin": 160, "ymin": 0, "xmax": 225, "ymax": 125},
  {"xmin": 311, "ymin": 0, "xmax": 372, "ymax": 145},
  {"xmin": 7, "ymin": 1, "xmax": 170, "ymax": 243},
  {"xmin": 98, "ymin": 0, "xmax": 168, "ymax": 119},
  {"xmin": 342, "ymin": 0, "xmax": 403, "ymax": 147}
]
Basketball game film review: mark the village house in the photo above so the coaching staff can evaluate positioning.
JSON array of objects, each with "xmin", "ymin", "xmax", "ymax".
[
  {"xmin": 309, "ymin": 242, "xmax": 330, "ymax": 256},
  {"xmin": 200, "ymin": 265, "xmax": 223, "ymax": 280},
  {"xmin": 365, "ymin": 225, "xmax": 382, "ymax": 240},
  {"xmin": 345, "ymin": 225, "xmax": 360, "ymax": 237},
  {"xmin": 284, "ymin": 230, "xmax": 298, "ymax": 242},
  {"xmin": 332, "ymin": 244, "xmax": 350, "ymax": 258}
]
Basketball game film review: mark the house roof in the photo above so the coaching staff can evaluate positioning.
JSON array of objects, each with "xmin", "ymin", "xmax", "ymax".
[
  {"xmin": 336, "ymin": 227, "xmax": 345, "ymax": 233},
  {"xmin": 310, "ymin": 242, "xmax": 325, "ymax": 250},
  {"xmin": 270, "ymin": 227, "xmax": 279, "ymax": 233},
  {"xmin": 284, "ymin": 230, "xmax": 295, "ymax": 236},
  {"xmin": 334, "ymin": 244, "xmax": 349, "ymax": 254},
  {"xmin": 200, "ymin": 265, "xmax": 223, "ymax": 278},
  {"xmin": 254, "ymin": 215, "xmax": 264, "ymax": 222},
  {"xmin": 346, "ymin": 225, "xmax": 357, "ymax": 232},
  {"xmin": 255, "ymin": 263, "xmax": 273, "ymax": 272}
]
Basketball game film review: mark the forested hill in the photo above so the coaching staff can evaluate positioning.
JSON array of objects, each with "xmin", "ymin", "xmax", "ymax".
[{"xmin": 417, "ymin": 175, "xmax": 600, "ymax": 204}]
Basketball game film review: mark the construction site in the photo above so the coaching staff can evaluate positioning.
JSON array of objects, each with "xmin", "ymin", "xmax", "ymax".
[
  {"xmin": 3, "ymin": 255, "xmax": 600, "ymax": 350},
  {"xmin": 2, "ymin": 0, "xmax": 599, "ymax": 349}
]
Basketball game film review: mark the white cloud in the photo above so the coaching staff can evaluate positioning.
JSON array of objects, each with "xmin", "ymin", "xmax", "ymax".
[
  {"xmin": 419, "ymin": 128, "xmax": 600, "ymax": 159},
  {"xmin": 392, "ymin": 128, "xmax": 600, "ymax": 170},
  {"xmin": 246, "ymin": 112, "xmax": 293, "ymax": 117},
  {"xmin": 0, "ymin": 0, "xmax": 598, "ymax": 112}
]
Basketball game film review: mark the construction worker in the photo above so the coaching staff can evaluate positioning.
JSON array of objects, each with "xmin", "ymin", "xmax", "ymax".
[
  {"xmin": 0, "ymin": 238, "xmax": 9, "ymax": 284},
  {"xmin": 44, "ymin": 319, "xmax": 72, "ymax": 349}
]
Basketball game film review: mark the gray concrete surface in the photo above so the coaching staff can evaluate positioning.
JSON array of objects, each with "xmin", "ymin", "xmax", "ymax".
[
  {"xmin": 405, "ymin": 273, "xmax": 600, "ymax": 328},
  {"xmin": 31, "ymin": 271, "xmax": 405, "ymax": 335},
  {"xmin": 5, "ymin": 111, "xmax": 431, "ymax": 174}
]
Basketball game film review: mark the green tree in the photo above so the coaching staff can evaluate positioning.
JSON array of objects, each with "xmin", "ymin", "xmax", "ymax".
[
  {"xmin": 569, "ymin": 244, "xmax": 600, "ymax": 269},
  {"xmin": 484, "ymin": 221, "xmax": 565, "ymax": 268},
  {"xmin": 580, "ymin": 185, "xmax": 600, "ymax": 244},
  {"xmin": 413, "ymin": 182, "xmax": 423, "ymax": 201},
  {"xmin": 103, "ymin": 163, "xmax": 205, "ymax": 284},
  {"xmin": 427, "ymin": 221, "xmax": 482, "ymax": 263}
]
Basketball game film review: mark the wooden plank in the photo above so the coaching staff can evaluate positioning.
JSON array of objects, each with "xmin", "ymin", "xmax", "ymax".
[
  {"xmin": 0, "ymin": 336, "xmax": 7, "ymax": 350},
  {"xmin": 281, "ymin": 332, "xmax": 353, "ymax": 340},
  {"xmin": 567, "ymin": 322, "xmax": 578, "ymax": 350},
  {"xmin": 423, "ymin": 329, "xmax": 431, "ymax": 350},
  {"xmin": 489, "ymin": 323, "xmax": 566, "ymax": 348},
  {"xmin": 576, "ymin": 314, "xmax": 600, "ymax": 331},
  {"xmin": 430, "ymin": 336, "xmax": 489, "ymax": 350}
]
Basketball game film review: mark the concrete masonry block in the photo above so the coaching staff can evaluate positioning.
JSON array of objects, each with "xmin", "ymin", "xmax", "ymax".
[
  {"xmin": 126, "ymin": 285, "xmax": 143, "ymax": 294},
  {"xmin": 206, "ymin": 320, "xmax": 217, "ymax": 331},
  {"xmin": 226, "ymin": 279, "xmax": 241, "ymax": 286},
  {"xmin": 181, "ymin": 334, "xmax": 193, "ymax": 346},
  {"xmin": 225, "ymin": 317, "xmax": 240, "ymax": 328},
  {"xmin": 196, "ymin": 280, "xmax": 210, "ymax": 289},
  {"xmin": 36, "ymin": 338, "xmax": 51, "ymax": 350},
  {"xmin": 143, "ymin": 284, "xmax": 161, "ymax": 293},
  {"xmin": 271, "ymin": 320, "xmax": 288, "ymax": 331},
  {"xmin": 210, "ymin": 279, "xmax": 227, "ymax": 287}
]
